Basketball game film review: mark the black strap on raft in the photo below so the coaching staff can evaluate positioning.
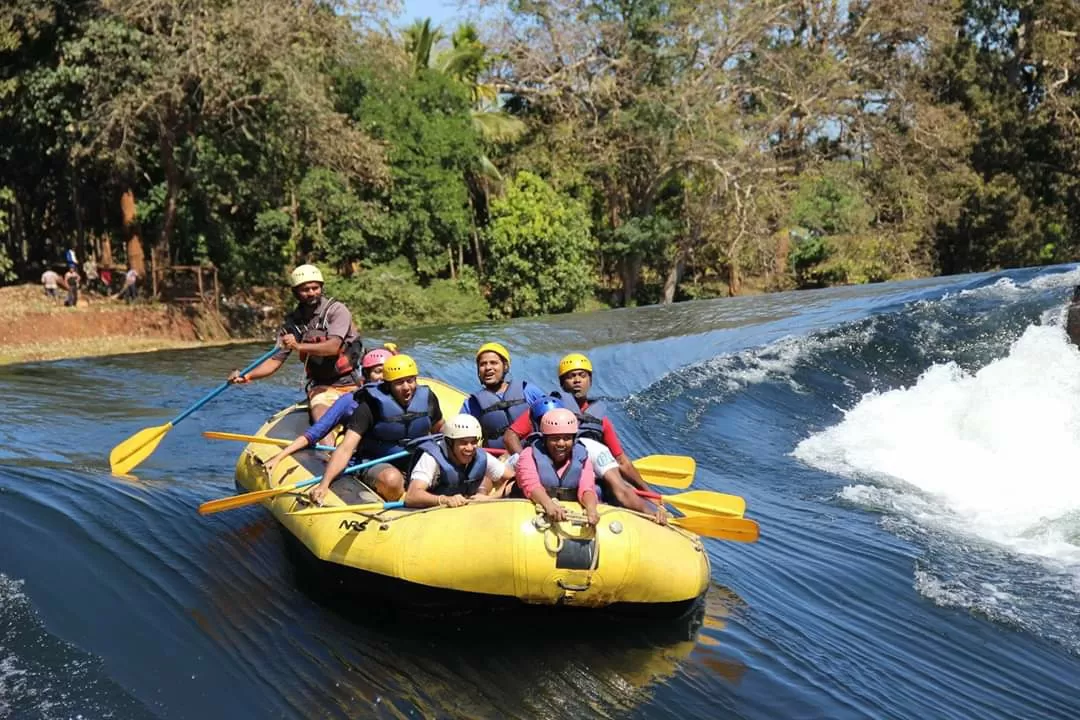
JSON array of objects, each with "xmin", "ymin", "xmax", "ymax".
[{"xmin": 552, "ymin": 487, "xmax": 578, "ymax": 502}]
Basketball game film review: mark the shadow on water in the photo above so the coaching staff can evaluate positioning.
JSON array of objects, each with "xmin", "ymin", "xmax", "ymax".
[
  {"xmin": 184, "ymin": 509, "xmax": 749, "ymax": 718},
  {"xmin": 293, "ymin": 516, "xmax": 748, "ymax": 717},
  {"xmin": 287, "ymin": 559, "xmax": 749, "ymax": 719}
]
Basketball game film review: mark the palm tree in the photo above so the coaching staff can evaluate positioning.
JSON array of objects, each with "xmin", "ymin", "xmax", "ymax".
[
  {"xmin": 438, "ymin": 23, "xmax": 525, "ymax": 145},
  {"xmin": 402, "ymin": 18, "xmax": 444, "ymax": 76},
  {"xmin": 401, "ymin": 19, "xmax": 527, "ymax": 275}
]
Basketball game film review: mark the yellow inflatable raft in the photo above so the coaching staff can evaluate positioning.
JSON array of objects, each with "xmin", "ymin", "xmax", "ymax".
[{"xmin": 233, "ymin": 378, "xmax": 710, "ymax": 614}]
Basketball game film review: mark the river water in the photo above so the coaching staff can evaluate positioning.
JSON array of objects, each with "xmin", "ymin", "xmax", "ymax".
[{"xmin": 2, "ymin": 265, "xmax": 1080, "ymax": 719}]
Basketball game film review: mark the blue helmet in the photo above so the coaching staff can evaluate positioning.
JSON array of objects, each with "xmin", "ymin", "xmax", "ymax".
[{"xmin": 529, "ymin": 396, "xmax": 565, "ymax": 421}]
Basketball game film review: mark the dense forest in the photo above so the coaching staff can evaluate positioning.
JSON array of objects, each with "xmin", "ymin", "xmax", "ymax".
[{"xmin": 2, "ymin": 1, "xmax": 1078, "ymax": 327}]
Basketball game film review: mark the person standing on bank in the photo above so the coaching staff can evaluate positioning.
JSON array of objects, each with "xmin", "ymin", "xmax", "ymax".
[
  {"xmin": 227, "ymin": 264, "xmax": 364, "ymax": 423},
  {"xmin": 41, "ymin": 267, "xmax": 63, "ymax": 302},
  {"xmin": 63, "ymin": 264, "xmax": 80, "ymax": 307},
  {"xmin": 118, "ymin": 266, "xmax": 139, "ymax": 303}
]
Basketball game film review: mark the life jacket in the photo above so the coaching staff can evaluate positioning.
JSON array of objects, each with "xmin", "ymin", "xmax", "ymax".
[
  {"xmin": 528, "ymin": 436, "xmax": 588, "ymax": 502},
  {"xmin": 471, "ymin": 380, "xmax": 529, "ymax": 449},
  {"xmin": 551, "ymin": 392, "xmax": 606, "ymax": 442},
  {"xmin": 292, "ymin": 297, "xmax": 364, "ymax": 385},
  {"xmin": 410, "ymin": 436, "xmax": 488, "ymax": 496},
  {"xmin": 360, "ymin": 384, "xmax": 434, "ymax": 461}
]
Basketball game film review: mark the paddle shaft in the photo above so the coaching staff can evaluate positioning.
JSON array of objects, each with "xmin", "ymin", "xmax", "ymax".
[
  {"xmin": 202, "ymin": 431, "xmax": 335, "ymax": 452},
  {"xmin": 289, "ymin": 500, "xmax": 405, "ymax": 517},
  {"xmin": 171, "ymin": 346, "xmax": 278, "ymax": 426},
  {"xmin": 289, "ymin": 450, "xmax": 409, "ymax": 493},
  {"xmin": 197, "ymin": 449, "xmax": 409, "ymax": 515}
]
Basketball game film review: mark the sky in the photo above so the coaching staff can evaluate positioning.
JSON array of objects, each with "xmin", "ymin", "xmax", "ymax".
[{"xmin": 396, "ymin": 0, "xmax": 466, "ymax": 29}]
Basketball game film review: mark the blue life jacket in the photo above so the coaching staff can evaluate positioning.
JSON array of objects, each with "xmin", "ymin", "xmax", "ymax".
[
  {"xmin": 411, "ymin": 436, "xmax": 488, "ymax": 496},
  {"xmin": 528, "ymin": 436, "xmax": 588, "ymax": 501},
  {"xmin": 360, "ymin": 384, "xmax": 434, "ymax": 461},
  {"xmin": 551, "ymin": 392, "xmax": 607, "ymax": 442},
  {"xmin": 471, "ymin": 380, "xmax": 530, "ymax": 449}
]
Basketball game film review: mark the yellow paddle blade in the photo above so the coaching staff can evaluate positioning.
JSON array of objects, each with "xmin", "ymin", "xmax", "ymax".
[
  {"xmin": 198, "ymin": 483, "xmax": 298, "ymax": 516},
  {"xmin": 664, "ymin": 490, "xmax": 745, "ymax": 518},
  {"xmin": 419, "ymin": 377, "xmax": 468, "ymax": 416},
  {"xmin": 633, "ymin": 454, "xmax": 696, "ymax": 489},
  {"xmin": 202, "ymin": 431, "xmax": 292, "ymax": 447},
  {"xmin": 109, "ymin": 423, "xmax": 173, "ymax": 475},
  {"xmin": 673, "ymin": 515, "xmax": 759, "ymax": 543},
  {"xmin": 287, "ymin": 501, "xmax": 399, "ymax": 518}
]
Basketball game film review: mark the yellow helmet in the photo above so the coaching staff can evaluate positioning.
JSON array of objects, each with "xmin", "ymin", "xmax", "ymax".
[
  {"xmin": 289, "ymin": 264, "xmax": 324, "ymax": 287},
  {"xmin": 476, "ymin": 342, "xmax": 511, "ymax": 366},
  {"xmin": 558, "ymin": 353, "xmax": 593, "ymax": 377},
  {"xmin": 383, "ymin": 354, "xmax": 419, "ymax": 382}
]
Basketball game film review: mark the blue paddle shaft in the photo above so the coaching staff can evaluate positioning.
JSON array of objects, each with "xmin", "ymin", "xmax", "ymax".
[
  {"xmin": 170, "ymin": 346, "xmax": 279, "ymax": 426},
  {"xmin": 291, "ymin": 449, "xmax": 410, "ymax": 491}
]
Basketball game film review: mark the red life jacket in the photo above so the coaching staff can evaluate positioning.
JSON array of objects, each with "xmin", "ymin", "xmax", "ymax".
[{"xmin": 293, "ymin": 297, "xmax": 363, "ymax": 385}]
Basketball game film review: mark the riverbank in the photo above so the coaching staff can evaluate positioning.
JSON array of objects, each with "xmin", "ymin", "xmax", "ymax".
[{"xmin": 0, "ymin": 284, "xmax": 254, "ymax": 365}]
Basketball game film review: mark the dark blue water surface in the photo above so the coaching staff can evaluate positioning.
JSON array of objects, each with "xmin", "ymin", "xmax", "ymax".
[{"xmin": 3, "ymin": 265, "xmax": 1080, "ymax": 719}]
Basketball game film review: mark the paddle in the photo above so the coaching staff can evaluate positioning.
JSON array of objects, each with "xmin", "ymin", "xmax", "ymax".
[
  {"xmin": 202, "ymin": 431, "xmax": 336, "ymax": 452},
  {"xmin": 632, "ymin": 454, "xmax": 695, "ymax": 489},
  {"xmin": 635, "ymin": 489, "xmax": 745, "ymax": 518},
  {"xmin": 287, "ymin": 500, "xmax": 405, "ymax": 517},
  {"xmin": 109, "ymin": 345, "xmax": 279, "ymax": 475},
  {"xmin": 197, "ymin": 449, "xmax": 409, "ymax": 516},
  {"xmin": 671, "ymin": 515, "xmax": 759, "ymax": 543}
]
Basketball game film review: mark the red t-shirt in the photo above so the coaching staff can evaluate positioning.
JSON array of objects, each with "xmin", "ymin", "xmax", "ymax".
[{"xmin": 508, "ymin": 399, "xmax": 624, "ymax": 457}]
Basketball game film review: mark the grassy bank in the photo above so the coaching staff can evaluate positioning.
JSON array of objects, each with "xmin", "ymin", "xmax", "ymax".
[
  {"xmin": 0, "ymin": 284, "xmax": 250, "ymax": 365},
  {"xmin": 0, "ymin": 336, "xmax": 237, "ymax": 365}
]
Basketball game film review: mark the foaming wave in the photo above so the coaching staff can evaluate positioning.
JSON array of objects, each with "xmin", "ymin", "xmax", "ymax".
[
  {"xmin": 635, "ymin": 323, "xmax": 876, "ymax": 410},
  {"xmin": 1024, "ymin": 265, "xmax": 1080, "ymax": 291},
  {"xmin": 795, "ymin": 324, "xmax": 1080, "ymax": 564},
  {"xmin": 794, "ymin": 323, "xmax": 1080, "ymax": 650},
  {"xmin": 945, "ymin": 265, "xmax": 1080, "ymax": 301},
  {"xmin": 950, "ymin": 276, "xmax": 1024, "ymax": 300}
]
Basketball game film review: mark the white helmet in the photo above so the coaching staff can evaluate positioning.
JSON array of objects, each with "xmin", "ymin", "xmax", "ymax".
[
  {"xmin": 443, "ymin": 413, "xmax": 482, "ymax": 441},
  {"xmin": 289, "ymin": 264, "xmax": 324, "ymax": 287}
]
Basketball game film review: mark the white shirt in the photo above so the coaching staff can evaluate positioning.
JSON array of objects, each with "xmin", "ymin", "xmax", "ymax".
[
  {"xmin": 410, "ymin": 451, "xmax": 507, "ymax": 492},
  {"xmin": 581, "ymin": 438, "xmax": 619, "ymax": 476}
]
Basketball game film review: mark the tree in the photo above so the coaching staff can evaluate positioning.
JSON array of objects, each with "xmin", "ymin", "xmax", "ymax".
[
  {"xmin": 484, "ymin": 171, "xmax": 595, "ymax": 317},
  {"xmin": 336, "ymin": 60, "xmax": 480, "ymax": 278},
  {"xmin": 75, "ymin": 0, "xmax": 389, "ymax": 273}
]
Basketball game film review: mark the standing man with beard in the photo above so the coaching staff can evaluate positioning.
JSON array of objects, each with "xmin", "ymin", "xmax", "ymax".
[{"xmin": 227, "ymin": 264, "xmax": 363, "ymax": 423}]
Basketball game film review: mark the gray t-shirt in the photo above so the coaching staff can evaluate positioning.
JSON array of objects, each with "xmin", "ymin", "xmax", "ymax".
[{"xmin": 274, "ymin": 295, "xmax": 360, "ymax": 386}]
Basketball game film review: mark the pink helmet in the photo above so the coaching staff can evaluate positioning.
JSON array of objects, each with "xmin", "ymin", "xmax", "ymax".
[
  {"xmin": 540, "ymin": 408, "xmax": 578, "ymax": 436},
  {"xmin": 361, "ymin": 348, "xmax": 394, "ymax": 369}
]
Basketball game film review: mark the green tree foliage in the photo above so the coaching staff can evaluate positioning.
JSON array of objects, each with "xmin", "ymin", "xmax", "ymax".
[
  {"xmin": 930, "ymin": 0, "xmax": 1080, "ymax": 273},
  {"xmin": 323, "ymin": 259, "xmax": 488, "ymax": 330},
  {"xmin": 2, "ymin": 0, "xmax": 1079, "ymax": 327},
  {"xmin": 336, "ymin": 63, "xmax": 480, "ymax": 278},
  {"xmin": 484, "ymin": 171, "xmax": 595, "ymax": 317}
]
